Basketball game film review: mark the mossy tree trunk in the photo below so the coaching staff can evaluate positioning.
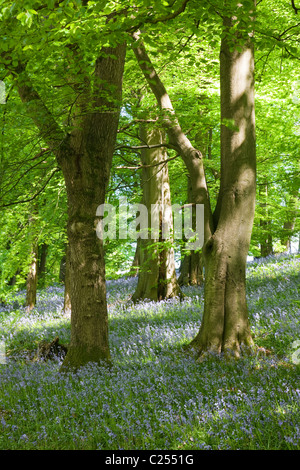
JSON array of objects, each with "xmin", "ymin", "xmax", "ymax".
[{"xmin": 14, "ymin": 40, "xmax": 126, "ymax": 369}]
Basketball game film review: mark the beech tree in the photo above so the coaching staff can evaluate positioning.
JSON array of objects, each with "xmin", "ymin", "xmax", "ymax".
[
  {"xmin": 0, "ymin": 3, "xmax": 126, "ymax": 369},
  {"xmin": 131, "ymin": 123, "xmax": 181, "ymax": 302},
  {"xmin": 131, "ymin": 0, "xmax": 256, "ymax": 357}
]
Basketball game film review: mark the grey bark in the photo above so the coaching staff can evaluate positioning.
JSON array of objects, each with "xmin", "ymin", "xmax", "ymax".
[{"xmin": 132, "ymin": 123, "xmax": 181, "ymax": 302}]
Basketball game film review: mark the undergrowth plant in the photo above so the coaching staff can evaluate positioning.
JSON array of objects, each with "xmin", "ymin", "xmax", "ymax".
[{"xmin": 0, "ymin": 254, "xmax": 299, "ymax": 450}]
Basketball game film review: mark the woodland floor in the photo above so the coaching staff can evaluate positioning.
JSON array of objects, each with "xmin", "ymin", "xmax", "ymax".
[{"xmin": 0, "ymin": 254, "xmax": 299, "ymax": 450}]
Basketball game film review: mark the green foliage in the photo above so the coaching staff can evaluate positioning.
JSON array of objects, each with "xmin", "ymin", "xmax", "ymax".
[
  {"xmin": 0, "ymin": 255, "xmax": 299, "ymax": 449},
  {"xmin": 0, "ymin": 0, "xmax": 299, "ymax": 289}
]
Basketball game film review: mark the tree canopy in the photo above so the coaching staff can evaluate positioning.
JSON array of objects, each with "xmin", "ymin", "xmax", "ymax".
[{"xmin": 0, "ymin": 0, "xmax": 299, "ymax": 366}]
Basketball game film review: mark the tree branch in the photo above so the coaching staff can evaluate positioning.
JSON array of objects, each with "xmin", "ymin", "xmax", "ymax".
[
  {"xmin": 291, "ymin": 0, "xmax": 300, "ymax": 14},
  {"xmin": 131, "ymin": 31, "xmax": 214, "ymax": 241},
  {"xmin": 0, "ymin": 168, "xmax": 60, "ymax": 209},
  {"xmin": 13, "ymin": 65, "xmax": 66, "ymax": 151},
  {"xmin": 116, "ymin": 154, "xmax": 178, "ymax": 170}
]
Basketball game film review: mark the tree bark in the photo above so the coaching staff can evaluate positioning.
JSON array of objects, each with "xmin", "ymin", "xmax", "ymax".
[
  {"xmin": 258, "ymin": 183, "xmax": 273, "ymax": 257},
  {"xmin": 178, "ymin": 176, "xmax": 204, "ymax": 286},
  {"xmin": 14, "ymin": 39, "xmax": 126, "ymax": 369},
  {"xmin": 38, "ymin": 243, "xmax": 48, "ymax": 288},
  {"xmin": 190, "ymin": 9, "xmax": 256, "ymax": 358},
  {"xmin": 128, "ymin": 239, "xmax": 140, "ymax": 277},
  {"xmin": 61, "ymin": 244, "xmax": 71, "ymax": 313},
  {"xmin": 58, "ymin": 43, "xmax": 126, "ymax": 369},
  {"xmin": 132, "ymin": 123, "xmax": 181, "ymax": 302},
  {"xmin": 26, "ymin": 240, "xmax": 38, "ymax": 312},
  {"xmin": 26, "ymin": 209, "xmax": 38, "ymax": 312}
]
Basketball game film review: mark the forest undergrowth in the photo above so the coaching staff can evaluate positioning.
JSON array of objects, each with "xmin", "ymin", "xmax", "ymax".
[{"xmin": 0, "ymin": 254, "xmax": 299, "ymax": 450}]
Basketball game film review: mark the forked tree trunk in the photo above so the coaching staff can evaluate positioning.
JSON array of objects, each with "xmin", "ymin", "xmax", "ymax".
[
  {"xmin": 58, "ymin": 43, "xmax": 126, "ymax": 369},
  {"xmin": 11, "ymin": 16, "xmax": 126, "ymax": 369},
  {"xmin": 190, "ymin": 10, "xmax": 256, "ymax": 358},
  {"xmin": 132, "ymin": 124, "xmax": 181, "ymax": 302}
]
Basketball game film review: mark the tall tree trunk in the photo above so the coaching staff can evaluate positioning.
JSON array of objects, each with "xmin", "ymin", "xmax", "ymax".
[
  {"xmin": 132, "ymin": 124, "xmax": 181, "ymax": 302},
  {"xmin": 38, "ymin": 243, "xmax": 48, "ymax": 288},
  {"xmin": 259, "ymin": 183, "xmax": 273, "ymax": 257},
  {"xmin": 59, "ymin": 43, "xmax": 126, "ymax": 369},
  {"xmin": 281, "ymin": 221, "xmax": 295, "ymax": 253},
  {"xmin": 178, "ymin": 176, "xmax": 204, "ymax": 286},
  {"xmin": 60, "ymin": 244, "xmax": 72, "ymax": 313},
  {"xmin": 26, "ymin": 209, "xmax": 38, "ymax": 312},
  {"xmin": 281, "ymin": 192, "xmax": 298, "ymax": 252},
  {"xmin": 128, "ymin": 239, "xmax": 140, "ymax": 277},
  {"xmin": 8, "ymin": 13, "xmax": 126, "ymax": 369},
  {"xmin": 190, "ymin": 9, "xmax": 256, "ymax": 357},
  {"xmin": 26, "ymin": 240, "xmax": 38, "ymax": 312}
]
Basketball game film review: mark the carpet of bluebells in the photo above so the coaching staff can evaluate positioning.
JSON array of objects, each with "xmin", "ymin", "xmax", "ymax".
[{"xmin": 0, "ymin": 254, "xmax": 299, "ymax": 450}]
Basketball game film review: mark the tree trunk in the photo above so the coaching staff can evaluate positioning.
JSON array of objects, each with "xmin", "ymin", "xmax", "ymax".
[
  {"xmin": 281, "ymin": 220, "xmax": 295, "ymax": 253},
  {"xmin": 259, "ymin": 183, "xmax": 272, "ymax": 257},
  {"xmin": 132, "ymin": 124, "xmax": 181, "ymax": 302},
  {"xmin": 26, "ymin": 240, "xmax": 38, "ymax": 312},
  {"xmin": 128, "ymin": 239, "xmax": 140, "ymax": 277},
  {"xmin": 59, "ymin": 43, "xmax": 126, "ymax": 370},
  {"xmin": 190, "ymin": 10, "xmax": 256, "ymax": 358},
  {"xmin": 178, "ymin": 176, "xmax": 204, "ymax": 286},
  {"xmin": 63, "ymin": 244, "xmax": 72, "ymax": 313},
  {"xmin": 9, "ymin": 15, "xmax": 126, "ymax": 369},
  {"xmin": 38, "ymin": 243, "xmax": 48, "ymax": 288}
]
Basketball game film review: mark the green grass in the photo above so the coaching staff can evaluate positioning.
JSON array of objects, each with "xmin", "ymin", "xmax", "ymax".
[{"xmin": 0, "ymin": 254, "xmax": 299, "ymax": 450}]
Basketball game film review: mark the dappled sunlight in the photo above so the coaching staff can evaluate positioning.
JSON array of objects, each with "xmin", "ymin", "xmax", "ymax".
[{"xmin": 0, "ymin": 255, "xmax": 299, "ymax": 449}]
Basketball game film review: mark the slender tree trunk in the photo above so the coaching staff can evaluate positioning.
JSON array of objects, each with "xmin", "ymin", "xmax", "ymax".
[
  {"xmin": 281, "ymin": 192, "xmax": 298, "ymax": 252},
  {"xmin": 132, "ymin": 124, "xmax": 181, "ymax": 302},
  {"xmin": 190, "ymin": 10, "xmax": 256, "ymax": 358},
  {"xmin": 128, "ymin": 239, "xmax": 140, "ymax": 277},
  {"xmin": 26, "ymin": 240, "xmax": 38, "ymax": 312},
  {"xmin": 259, "ymin": 183, "xmax": 272, "ymax": 257},
  {"xmin": 281, "ymin": 221, "xmax": 295, "ymax": 252},
  {"xmin": 9, "ymin": 13, "xmax": 126, "ymax": 369},
  {"xmin": 26, "ymin": 209, "xmax": 39, "ymax": 312},
  {"xmin": 178, "ymin": 176, "xmax": 204, "ymax": 286},
  {"xmin": 38, "ymin": 243, "xmax": 48, "ymax": 288},
  {"xmin": 131, "ymin": 32, "xmax": 214, "ymax": 243}
]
